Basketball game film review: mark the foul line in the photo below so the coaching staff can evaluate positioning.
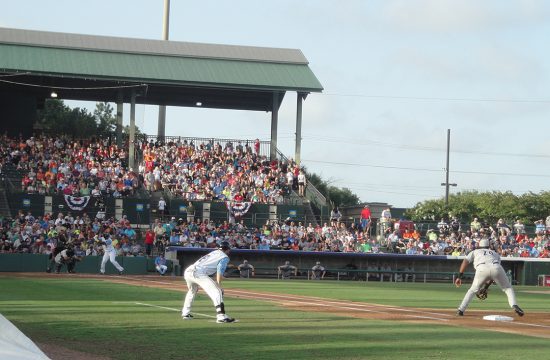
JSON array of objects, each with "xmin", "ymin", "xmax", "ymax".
[{"xmin": 112, "ymin": 301, "xmax": 216, "ymax": 319}]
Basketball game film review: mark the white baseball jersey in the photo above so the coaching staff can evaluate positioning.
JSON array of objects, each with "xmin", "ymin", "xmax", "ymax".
[
  {"xmin": 465, "ymin": 248, "xmax": 500, "ymax": 269},
  {"xmin": 103, "ymin": 238, "xmax": 116, "ymax": 253},
  {"xmin": 189, "ymin": 249, "xmax": 229, "ymax": 276}
]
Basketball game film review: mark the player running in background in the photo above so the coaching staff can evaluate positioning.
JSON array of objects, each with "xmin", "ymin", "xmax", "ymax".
[
  {"xmin": 454, "ymin": 238, "xmax": 524, "ymax": 317},
  {"xmin": 99, "ymin": 234, "xmax": 124, "ymax": 275},
  {"xmin": 181, "ymin": 242, "xmax": 235, "ymax": 323}
]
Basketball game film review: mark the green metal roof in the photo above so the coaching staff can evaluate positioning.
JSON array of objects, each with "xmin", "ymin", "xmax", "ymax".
[
  {"xmin": 0, "ymin": 43, "xmax": 323, "ymax": 92},
  {"xmin": 0, "ymin": 27, "xmax": 322, "ymax": 111}
]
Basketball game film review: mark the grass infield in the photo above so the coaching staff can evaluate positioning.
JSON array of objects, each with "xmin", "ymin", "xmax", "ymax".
[{"xmin": 0, "ymin": 276, "xmax": 549, "ymax": 359}]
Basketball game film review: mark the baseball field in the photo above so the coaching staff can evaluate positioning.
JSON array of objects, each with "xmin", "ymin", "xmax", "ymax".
[{"xmin": 1, "ymin": 273, "xmax": 550, "ymax": 360}]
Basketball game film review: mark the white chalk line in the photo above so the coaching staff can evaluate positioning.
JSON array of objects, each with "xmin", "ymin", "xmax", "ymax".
[
  {"xmin": 113, "ymin": 277, "xmax": 550, "ymax": 329},
  {"xmin": 112, "ymin": 301, "xmax": 215, "ymax": 319}
]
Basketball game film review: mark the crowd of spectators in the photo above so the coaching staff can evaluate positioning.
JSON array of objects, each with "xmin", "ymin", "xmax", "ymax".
[
  {"xmin": 0, "ymin": 210, "xmax": 143, "ymax": 257},
  {"xmin": 140, "ymin": 138, "xmax": 305, "ymax": 204},
  {"xmin": 2, "ymin": 208, "xmax": 550, "ymax": 260},
  {"xmin": 0, "ymin": 134, "xmax": 139, "ymax": 197},
  {"xmin": 0, "ymin": 135, "xmax": 307, "ymax": 205}
]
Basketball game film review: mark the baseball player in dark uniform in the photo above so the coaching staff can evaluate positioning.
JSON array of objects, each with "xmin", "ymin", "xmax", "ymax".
[
  {"xmin": 311, "ymin": 261, "xmax": 326, "ymax": 280},
  {"xmin": 278, "ymin": 261, "xmax": 297, "ymax": 279},
  {"xmin": 237, "ymin": 260, "xmax": 255, "ymax": 278}
]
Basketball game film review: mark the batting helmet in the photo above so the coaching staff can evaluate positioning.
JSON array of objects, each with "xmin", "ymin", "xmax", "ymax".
[
  {"xmin": 478, "ymin": 239, "xmax": 490, "ymax": 248},
  {"xmin": 220, "ymin": 241, "xmax": 231, "ymax": 251}
]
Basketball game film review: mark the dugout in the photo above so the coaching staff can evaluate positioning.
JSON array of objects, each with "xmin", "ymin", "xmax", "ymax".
[{"xmin": 168, "ymin": 247, "xmax": 550, "ymax": 285}]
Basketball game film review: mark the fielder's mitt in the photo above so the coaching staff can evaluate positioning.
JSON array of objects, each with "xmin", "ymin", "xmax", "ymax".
[{"xmin": 476, "ymin": 288, "xmax": 488, "ymax": 301}]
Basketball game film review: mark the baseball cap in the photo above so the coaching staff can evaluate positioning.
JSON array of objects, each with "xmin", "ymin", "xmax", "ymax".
[
  {"xmin": 479, "ymin": 239, "xmax": 490, "ymax": 248},
  {"xmin": 220, "ymin": 241, "xmax": 231, "ymax": 251}
]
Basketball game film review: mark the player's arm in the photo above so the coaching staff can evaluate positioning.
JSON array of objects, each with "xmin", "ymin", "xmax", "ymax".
[
  {"xmin": 250, "ymin": 265, "xmax": 255, "ymax": 276},
  {"xmin": 454, "ymin": 258, "xmax": 469, "ymax": 287},
  {"xmin": 216, "ymin": 257, "xmax": 230, "ymax": 285}
]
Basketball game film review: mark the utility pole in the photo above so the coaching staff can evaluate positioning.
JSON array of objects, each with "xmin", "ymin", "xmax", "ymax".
[
  {"xmin": 157, "ymin": 0, "xmax": 170, "ymax": 142},
  {"xmin": 441, "ymin": 129, "xmax": 457, "ymax": 206}
]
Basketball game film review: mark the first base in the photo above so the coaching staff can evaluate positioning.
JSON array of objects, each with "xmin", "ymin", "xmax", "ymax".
[{"xmin": 483, "ymin": 315, "xmax": 514, "ymax": 321}]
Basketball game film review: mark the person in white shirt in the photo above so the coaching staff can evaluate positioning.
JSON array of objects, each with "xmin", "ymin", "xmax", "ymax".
[
  {"xmin": 454, "ymin": 238, "xmax": 524, "ymax": 317},
  {"xmin": 181, "ymin": 242, "xmax": 235, "ymax": 323},
  {"xmin": 297, "ymin": 170, "xmax": 306, "ymax": 196}
]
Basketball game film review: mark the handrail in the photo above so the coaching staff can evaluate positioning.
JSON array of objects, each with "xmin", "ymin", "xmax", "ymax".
[
  {"xmin": 144, "ymin": 135, "xmax": 272, "ymax": 158},
  {"xmin": 275, "ymin": 148, "xmax": 327, "ymax": 207}
]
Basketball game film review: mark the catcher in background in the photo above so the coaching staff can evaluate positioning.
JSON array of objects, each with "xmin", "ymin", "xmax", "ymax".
[
  {"xmin": 454, "ymin": 238, "xmax": 524, "ymax": 317},
  {"xmin": 53, "ymin": 246, "xmax": 81, "ymax": 273}
]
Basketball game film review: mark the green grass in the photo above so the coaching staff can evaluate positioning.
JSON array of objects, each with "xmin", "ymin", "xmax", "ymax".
[{"xmin": 0, "ymin": 277, "xmax": 549, "ymax": 360}]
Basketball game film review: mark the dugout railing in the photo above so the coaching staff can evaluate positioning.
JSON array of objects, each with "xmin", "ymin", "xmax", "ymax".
[{"xmin": 228, "ymin": 266, "xmax": 475, "ymax": 284}]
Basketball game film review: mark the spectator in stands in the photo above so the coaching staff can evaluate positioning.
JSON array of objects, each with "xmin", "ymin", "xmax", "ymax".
[
  {"xmin": 330, "ymin": 207, "xmax": 342, "ymax": 227},
  {"xmin": 360, "ymin": 205, "xmax": 371, "ymax": 233},
  {"xmin": 297, "ymin": 170, "xmax": 306, "ymax": 197}
]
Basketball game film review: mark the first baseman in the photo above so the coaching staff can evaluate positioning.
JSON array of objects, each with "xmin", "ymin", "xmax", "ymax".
[
  {"xmin": 181, "ymin": 242, "xmax": 235, "ymax": 323},
  {"xmin": 454, "ymin": 238, "xmax": 524, "ymax": 317}
]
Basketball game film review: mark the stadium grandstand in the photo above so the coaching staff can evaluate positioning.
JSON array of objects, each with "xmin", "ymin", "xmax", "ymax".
[{"xmin": 1, "ymin": 27, "xmax": 549, "ymax": 285}]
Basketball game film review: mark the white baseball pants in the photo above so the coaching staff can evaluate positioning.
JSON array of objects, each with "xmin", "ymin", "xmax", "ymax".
[
  {"xmin": 182, "ymin": 267, "xmax": 224, "ymax": 318},
  {"xmin": 458, "ymin": 263, "xmax": 517, "ymax": 312},
  {"xmin": 100, "ymin": 250, "xmax": 124, "ymax": 273}
]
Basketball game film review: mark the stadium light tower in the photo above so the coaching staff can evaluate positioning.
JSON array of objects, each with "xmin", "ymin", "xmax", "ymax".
[{"xmin": 157, "ymin": 0, "xmax": 170, "ymax": 141}]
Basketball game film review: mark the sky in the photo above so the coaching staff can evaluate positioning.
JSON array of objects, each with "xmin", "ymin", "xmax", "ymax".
[{"xmin": 2, "ymin": 0, "xmax": 550, "ymax": 208}]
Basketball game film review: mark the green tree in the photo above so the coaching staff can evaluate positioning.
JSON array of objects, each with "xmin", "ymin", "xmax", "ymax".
[
  {"xmin": 94, "ymin": 102, "xmax": 116, "ymax": 137},
  {"xmin": 303, "ymin": 169, "xmax": 360, "ymax": 207},
  {"xmin": 406, "ymin": 190, "xmax": 550, "ymax": 225}
]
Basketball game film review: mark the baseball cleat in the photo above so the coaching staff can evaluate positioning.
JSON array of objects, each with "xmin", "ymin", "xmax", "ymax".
[
  {"xmin": 118, "ymin": 270, "xmax": 124, "ymax": 275},
  {"xmin": 216, "ymin": 317, "xmax": 236, "ymax": 323},
  {"xmin": 456, "ymin": 309, "xmax": 464, "ymax": 317},
  {"xmin": 182, "ymin": 314, "xmax": 194, "ymax": 320},
  {"xmin": 513, "ymin": 305, "xmax": 524, "ymax": 317}
]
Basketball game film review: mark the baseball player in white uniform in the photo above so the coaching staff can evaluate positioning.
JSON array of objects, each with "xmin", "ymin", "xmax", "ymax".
[
  {"xmin": 454, "ymin": 238, "xmax": 524, "ymax": 317},
  {"xmin": 181, "ymin": 242, "xmax": 235, "ymax": 323},
  {"xmin": 99, "ymin": 235, "xmax": 124, "ymax": 275}
]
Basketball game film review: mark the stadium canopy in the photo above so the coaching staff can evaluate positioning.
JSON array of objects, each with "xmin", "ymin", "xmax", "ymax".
[{"xmin": 0, "ymin": 27, "xmax": 323, "ymax": 165}]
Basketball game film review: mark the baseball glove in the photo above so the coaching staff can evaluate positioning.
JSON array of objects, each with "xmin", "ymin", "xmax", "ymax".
[{"xmin": 476, "ymin": 288, "xmax": 488, "ymax": 301}]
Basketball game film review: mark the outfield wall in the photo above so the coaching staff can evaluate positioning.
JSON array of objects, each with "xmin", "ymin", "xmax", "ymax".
[
  {"xmin": 0, "ymin": 254, "xmax": 169, "ymax": 275},
  {"xmin": 169, "ymin": 247, "xmax": 550, "ymax": 286}
]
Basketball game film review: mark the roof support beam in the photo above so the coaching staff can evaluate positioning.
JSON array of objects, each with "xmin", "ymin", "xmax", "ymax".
[
  {"xmin": 116, "ymin": 90, "xmax": 123, "ymax": 147},
  {"xmin": 270, "ymin": 91, "xmax": 280, "ymax": 161},
  {"xmin": 129, "ymin": 89, "xmax": 136, "ymax": 171},
  {"xmin": 295, "ymin": 92, "xmax": 305, "ymax": 166}
]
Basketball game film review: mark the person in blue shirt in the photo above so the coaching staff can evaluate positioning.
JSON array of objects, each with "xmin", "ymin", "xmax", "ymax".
[{"xmin": 155, "ymin": 253, "xmax": 168, "ymax": 275}]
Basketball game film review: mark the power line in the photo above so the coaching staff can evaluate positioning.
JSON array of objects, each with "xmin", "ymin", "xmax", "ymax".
[
  {"xmin": 304, "ymin": 158, "xmax": 550, "ymax": 178},
  {"xmin": 302, "ymin": 135, "xmax": 550, "ymax": 159},
  {"xmin": 0, "ymin": 79, "xmax": 147, "ymax": 91},
  {"xmin": 320, "ymin": 92, "xmax": 550, "ymax": 104}
]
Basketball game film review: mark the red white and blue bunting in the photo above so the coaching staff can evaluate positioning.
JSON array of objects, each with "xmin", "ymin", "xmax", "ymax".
[
  {"xmin": 64, "ymin": 195, "xmax": 91, "ymax": 211},
  {"xmin": 225, "ymin": 201, "xmax": 252, "ymax": 218}
]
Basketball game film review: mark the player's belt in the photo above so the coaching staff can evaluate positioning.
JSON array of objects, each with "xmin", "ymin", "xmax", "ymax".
[{"xmin": 478, "ymin": 261, "xmax": 499, "ymax": 265}]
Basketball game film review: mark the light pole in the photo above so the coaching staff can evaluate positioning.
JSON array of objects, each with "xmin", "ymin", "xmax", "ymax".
[
  {"xmin": 157, "ymin": 0, "xmax": 170, "ymax": 142},
  {"xmin": 441, "ymin": 129, "xmax": 457, "ymax": 206}
]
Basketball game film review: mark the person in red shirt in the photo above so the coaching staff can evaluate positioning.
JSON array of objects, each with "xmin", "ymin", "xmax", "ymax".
[
  {"xmin": 360, "ymin": 205, "xmax": 372, "ymax": 232},
  {"xmin": 144, "ymin": 229, "xmax": 155, "ymax": 256}
]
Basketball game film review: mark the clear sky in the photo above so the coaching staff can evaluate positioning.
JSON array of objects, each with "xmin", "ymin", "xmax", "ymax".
[{"xmin": 2, "ymin": 0, "xmax": 549, "ymax": 208}]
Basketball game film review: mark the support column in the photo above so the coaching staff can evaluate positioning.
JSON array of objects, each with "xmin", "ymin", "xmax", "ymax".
[
  {"xmin": 116, "ymin": 91, "xmax": 123, "ymax": 148},
  {"xmin": 295, "ymin": 92, "xmax": 304, "ymax": 166},
  {"xmin": 129, "ymin": 89, "xmax": 136, "ymax": 171},
  {"xmin": 157, "ymin": 0, "xmax": 170, "ymax": 143},
  {"xmin": 270, "ymin": 92, "xmax": 279, "ymax": 161}
]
